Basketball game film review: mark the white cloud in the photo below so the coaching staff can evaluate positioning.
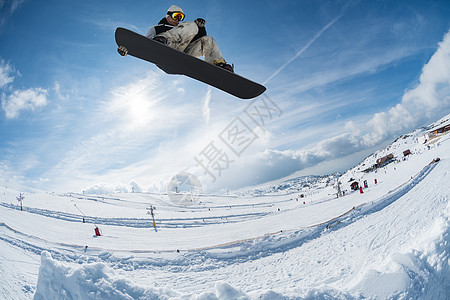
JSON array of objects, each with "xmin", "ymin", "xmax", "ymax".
[
  {"xmin": 202, "ymin": 87, "xmax": 212, "ymax": 125},
  {"xmin": 200, "ymin": 131, "xmax": 364, "ymax": 191},
  {"xmin": 1, "ymin": 87, "xmax": 48, "ymax": 119},
  {"xmin": 83, "ymin": 183, "xmax": 130, "ymax": 195},
  {"xmin": 362, "ymin": 30, "xmax": 450, "ymax": 146},
  {"xmin": 0, "ymin": 160, "xmax": 26, "ymax": 190},
  {"xmin": 0, "ymin": 60, "xmax": 14, "ymax": 88},
  {"xmin": 0, "ymin": 60, "xmax": 49, "ymax": 119}
]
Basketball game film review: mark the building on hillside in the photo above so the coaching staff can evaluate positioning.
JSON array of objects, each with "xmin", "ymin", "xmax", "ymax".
[
  {"xmin": 376, "ymin": 154, "xmax": 394, "ymax": 167},
  {"xmin": 429, "ymin": 123, "xmax": 450, "ymax": 139},
  {"xmin": 403, "ymin": 149, "xmax": 411, "ymax": 157}
]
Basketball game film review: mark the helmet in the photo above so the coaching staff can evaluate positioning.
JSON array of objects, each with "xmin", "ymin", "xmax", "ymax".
[{"xmin": 167, "ymin": 5, "xmax": 183, "ymax": 14}]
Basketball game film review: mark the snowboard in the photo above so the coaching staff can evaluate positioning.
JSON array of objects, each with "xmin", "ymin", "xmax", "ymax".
[{"xmin": 115, "ymin": 27, "xmax": 266, "ymax": 99}]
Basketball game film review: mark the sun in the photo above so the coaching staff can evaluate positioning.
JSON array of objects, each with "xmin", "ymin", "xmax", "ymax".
[{"xmin": 127, "ymin": 95, "xmax": 154, "ymax": 127}]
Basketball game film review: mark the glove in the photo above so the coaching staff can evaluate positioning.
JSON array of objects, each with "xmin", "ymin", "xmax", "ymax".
[{"xmin": 195, "ymin": 18, "xmax": 206, "ymax": 28}]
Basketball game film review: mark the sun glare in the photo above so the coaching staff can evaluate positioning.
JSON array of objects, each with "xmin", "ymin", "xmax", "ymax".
[
  {"xmin": 109, "ymin": 76, "xmax": 163, "ymax": 131},
  {"xmin": 127, "ymin": 95, "xmax": 154, "ymax": 128}
]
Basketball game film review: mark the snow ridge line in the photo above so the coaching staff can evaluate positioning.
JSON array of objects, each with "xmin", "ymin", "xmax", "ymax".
[
  {"xmin": 68, "ymin": 192, "xmax": 293, "ymax": 209},
  {"xmin": 0, "ymin": 223, "xmax": 95, "ymax": 265},
  {"xmin": 0, "ymin": 222, "xmax": 86, "ymax": 250},
  {"xmin": 0, "ymin": 202, "xmax": 268, "ymax": 228}
]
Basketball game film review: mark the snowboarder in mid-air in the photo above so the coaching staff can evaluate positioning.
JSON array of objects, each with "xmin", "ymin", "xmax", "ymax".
[
  {"xmin": 115, "ymin": 5, "xmax": 266, "ymax": 99},
  {"xmin": 145, "ymin": 5, "xmax": 234, "ymax": 72}
]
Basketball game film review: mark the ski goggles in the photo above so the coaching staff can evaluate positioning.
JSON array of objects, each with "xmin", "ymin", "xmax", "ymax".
[{"xmin": 169, "ymin": 11, "xmax": 185, "ymax": 21}]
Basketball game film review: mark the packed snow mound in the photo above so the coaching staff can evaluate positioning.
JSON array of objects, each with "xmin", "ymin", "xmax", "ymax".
[
  {"xmin": 34, "ymin": 251, "xmax": 173, "ymax": 299},
  {"xmin": 350, "ymin": 202, "xmax": 450, "ymax": 299},
  {"xmin": 34, "ymin": 251, "xmax": 356, "ymax": 299}
]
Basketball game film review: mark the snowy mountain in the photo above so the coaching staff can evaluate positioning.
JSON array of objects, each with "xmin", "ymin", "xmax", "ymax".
[
  {"xmin": 1, "ymin": 114, "xmax": 450, "ymax": 299},
  {"xmin": 234, "ymin": 173, "xmax": 341, "ymax": 197}
]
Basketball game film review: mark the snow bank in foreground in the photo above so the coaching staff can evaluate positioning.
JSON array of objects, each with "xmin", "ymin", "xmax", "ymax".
[
  {"xmin": 33, "ymin": 251, "xmax": 349, "ymax": 299},
  {"xmin": 33, "ymin": 251, "xmax": 249, "ymax": 300},
  {"xmin": 33, "ymin": 252, "xmax": 174, "ymax": 299},
  {"xmin": 350, "ymin": 200, "xmax": 450, "ymax": 299},
  {"xmin": 33, "ymin": 197, "xmax": 450, "ymax": 300}
]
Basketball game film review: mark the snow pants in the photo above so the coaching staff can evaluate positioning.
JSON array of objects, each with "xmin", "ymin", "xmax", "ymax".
[{"xmin": 157, "ymin": 22, "xmax": 225, "ymax": 64}]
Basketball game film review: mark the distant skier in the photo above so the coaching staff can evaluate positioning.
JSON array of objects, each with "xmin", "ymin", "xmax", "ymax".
[{"xmin": 145, "ymin": 5, "xmax": 234, "ymax": 72}]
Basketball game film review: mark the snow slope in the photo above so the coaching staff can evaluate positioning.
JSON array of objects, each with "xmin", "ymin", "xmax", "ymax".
[{"xmin": 1, "ymin": 115, "xmax": 449, "ymax": 299}]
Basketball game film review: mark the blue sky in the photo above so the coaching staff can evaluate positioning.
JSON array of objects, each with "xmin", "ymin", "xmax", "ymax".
[{"xmin": 1, "ymin": 0, "xmax": 450, "ymax": 193}]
